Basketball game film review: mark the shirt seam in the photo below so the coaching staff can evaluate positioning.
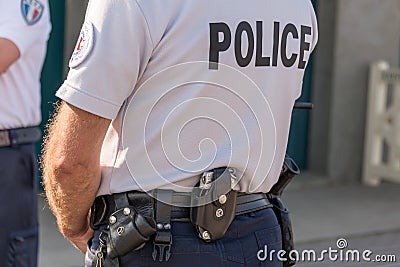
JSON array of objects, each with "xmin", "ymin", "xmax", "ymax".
[
  {"xmin": 61, "ymin": 82, "xmax": 120, "ymax": 108},
  {"xmin": 134, "ymin": 0, "xmax": 155, "ymax": 49},
  {"xmin": 107, "ymin": 101, "xmax": 129, "ymax": 195}
]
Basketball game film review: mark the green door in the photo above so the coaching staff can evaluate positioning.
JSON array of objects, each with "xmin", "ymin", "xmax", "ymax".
[
  {"xmin": 286, "ymin": 0, "xmax": 317, "ymax": 169},
  {"xmin": 36, "ymin": 0, "xmax": 65, "ymax": 184}
]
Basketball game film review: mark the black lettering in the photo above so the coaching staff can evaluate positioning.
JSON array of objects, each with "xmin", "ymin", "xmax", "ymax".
[
  {"xmin": 271, "ymin": 21, "xmax": 280, "ymax": 67},
  {"xmin": 281, "ymin": 23, "xmax": 299, "ymax": 68},
  {"xmin": 298, "ymin": 25, "xmax": 311, "ymax": 69},
  {"xmin": 235, "ymin": 21, "xmax": 254, "ymax": 67},
  {"xmin": 209, "ymin": 23, "xmax": 231, "ymax": 70},
  {"xmin": 255, "ymin": 21, "xmax": 270, "ymax": 67}
]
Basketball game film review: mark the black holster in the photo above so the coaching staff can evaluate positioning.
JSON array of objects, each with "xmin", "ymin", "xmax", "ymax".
[
  {"xmin": 268, "ymin": 196, "xmax": 295, "ymax": 267},
  {"xmin": 267, "ymin": 155, "xmax": 300, "ymax": 267},
  {"xmin": 190, "ymin": 168, "xmax": 237, "ymax": 242}
]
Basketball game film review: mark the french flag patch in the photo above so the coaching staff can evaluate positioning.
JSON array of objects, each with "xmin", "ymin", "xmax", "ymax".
[{"xmin": 21, "ymin": 0, "xmax": 44, "ymax": 25}]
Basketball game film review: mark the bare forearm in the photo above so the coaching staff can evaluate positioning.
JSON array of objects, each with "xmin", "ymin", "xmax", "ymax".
[
  {"xmin": 43, "ymin": 158, "xmax": 100, "ymax": 238},
  {"xmin": 41, "ymin": 102, "xmax": 111, "ymax": 249}
]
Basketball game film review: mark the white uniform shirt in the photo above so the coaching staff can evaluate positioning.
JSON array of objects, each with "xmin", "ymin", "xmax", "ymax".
[
  {"xmin": 0, "ymin": 0, "xmax": 51, "ymax": 129},
  {"xmin": 57, "ymin": 0, "xmax": 318, "ymax": 195}
]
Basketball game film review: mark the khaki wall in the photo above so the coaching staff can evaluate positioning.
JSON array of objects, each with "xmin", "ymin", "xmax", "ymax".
[{"xmin": 309, "ymin": 0, "xmax": 400, "ymax": 181}]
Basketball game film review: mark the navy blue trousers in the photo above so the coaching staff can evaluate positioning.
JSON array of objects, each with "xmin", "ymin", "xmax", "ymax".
[
  {"xmin": 0, "ymin": 144, "xmax": 39, "ymax": 267},
  {"xmin": 86, "ymin": 207, "xmax": 283, "ymax": 267}
]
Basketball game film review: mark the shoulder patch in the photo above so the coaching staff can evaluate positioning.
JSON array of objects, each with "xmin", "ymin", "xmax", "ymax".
[
  {"xmin": 21, "ymin": 0, "xmax": 44, "ymax": 26},
  {"xmin": 69, "ymin": 21, "xmax": 95, "ymax": 68}
]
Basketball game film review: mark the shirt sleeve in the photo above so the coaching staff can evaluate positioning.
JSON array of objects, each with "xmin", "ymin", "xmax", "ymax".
[
  {"xmin": 56, "ymin": 0, "xmax": 154, "ymax": 120},
  {"xmin": 0, "ymin": 0, "xmax": 51, "ymax": 56}
]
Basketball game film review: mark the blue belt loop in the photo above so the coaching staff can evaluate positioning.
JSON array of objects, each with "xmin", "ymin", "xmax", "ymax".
[{"xmin": 8, "ymin": 129, "xmax": 18, "ymax": 147}]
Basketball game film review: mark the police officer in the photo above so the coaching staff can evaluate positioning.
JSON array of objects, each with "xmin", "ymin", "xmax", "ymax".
[
  {"xmin": 42, "ymin": 0, "xmax": 317, "ymax": 266},
  {"xmin": 0, "ymin": 0, "xmax": 51, "ymax": 266}
]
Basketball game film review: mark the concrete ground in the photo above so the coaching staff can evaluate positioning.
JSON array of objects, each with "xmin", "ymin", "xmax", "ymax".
[
  {"xmin": 285, "ymin": 177, "xmax": 400, "ymax": 267},
  {"xmin": 38, "ymin": 196, "xmax": 83, "ymax": 267},
  {"xmin": 38, "ymin": 177, "xmax": 400, "ymax": 267}
]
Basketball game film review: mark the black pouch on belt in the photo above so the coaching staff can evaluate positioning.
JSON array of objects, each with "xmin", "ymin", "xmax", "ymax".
[
  {"xmin": 107, "ymin": 206, "xmax": 156, "ymax": 258},
  {"xmin": 105, "ymin": 194, "xmax": 156, "ymax": 259},
  {"xmin": 190, "ymin": 168, "xmax": 237, "ymax": 242},
  {"xmin": 91, "ymin": 194, "xmax": 157, "ymax": 267}
]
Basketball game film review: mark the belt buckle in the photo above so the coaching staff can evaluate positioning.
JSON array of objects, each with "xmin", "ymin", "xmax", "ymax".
[
  {"xmin": 152, "ymin": 231, "xmax": 172, "ymax": 262},
  {"xmin": 0, "ymin": 131, "xmax": 10, "ymax": 147}
]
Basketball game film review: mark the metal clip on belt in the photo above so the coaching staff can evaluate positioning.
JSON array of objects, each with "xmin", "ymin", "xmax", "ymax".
[
  {"xmin": 152, "ymin": 190, "xmax": 173, "ymax": 262},
  {"xmin": 0, "ymin": 127, "xmax": 41, "ymax": 147}
]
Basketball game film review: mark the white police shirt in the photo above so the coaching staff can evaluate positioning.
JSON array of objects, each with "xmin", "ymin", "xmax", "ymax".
[
  {"xmin": 0, "ymin": 0, "xmax": 51, "ymax": 130},
  {"xmin": 57, "ymin": 0, "xmax": 318, "ymax": 195}
]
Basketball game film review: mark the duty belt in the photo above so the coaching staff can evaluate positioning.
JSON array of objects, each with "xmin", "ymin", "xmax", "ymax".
[
  {"xmin": 0, "ymin": 127, "xmax": 41, "ymax": 147},
  {"xmin": 90, "ymin": 160, "xmax": 299, "ymax": 266},
  {"xmin": 90, "ymin": 191, "xmax": 272, "ymax": 229}
]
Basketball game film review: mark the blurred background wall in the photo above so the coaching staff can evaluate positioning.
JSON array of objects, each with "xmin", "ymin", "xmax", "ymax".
[{"xmin": 309, "ymin": 0, "xmax": 400, "ymax": 183}]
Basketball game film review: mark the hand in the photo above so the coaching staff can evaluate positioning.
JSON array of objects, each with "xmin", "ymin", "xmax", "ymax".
[{"xmin": 68, "ymin": 227, "xmax": 94, "ymax": 254}]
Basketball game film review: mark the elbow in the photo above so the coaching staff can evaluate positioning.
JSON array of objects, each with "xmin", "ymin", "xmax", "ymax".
[
  {"xmin": 42, "ymin": 155, "xmax": 95, "ymax": 204},
  {"xmin": 42, "ymin": 149, "xmax": 100, "ymax": 191},
  {"xmin": 42, "ymin": 156, "xmax": 70, "ymax": 189},
  {"xmin": 50, "ymin": 157, "xmax": 76, "ymax": 176},
  {"xmin": 41, "ymin": 141, "xmax": 100, "ymax": 191},
  {"xmin": 42, "ymin": 151, "xmax": 79, "ymax": 183},
  {"xmin": 0, "ymin": 65, "xmax": 8, "ymax": 74},
  {"xmin": 44, "ymin": 156, "xmax": 88, "ymax": 180}
]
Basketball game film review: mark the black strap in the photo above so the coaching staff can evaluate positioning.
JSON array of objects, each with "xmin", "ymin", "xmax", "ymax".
[
  {"xmin": 236, "ymin": 198, "xmax": 272, "ymax": 215},
  {"xmin": 236, "ymin": 193, "xmax": 272, "ymax": 215},
  {"xmin": 90, "ymin": 192, "xmax": 273, "ymax": 228},
  {"xmin": 152, "ymin": 190, "xmax": 173, "ymax": 262},
  {"xmin": 236, "ymin": 192, "xmax": 267, "ymax": 204},
  {"xmin": 113, "ymin": 193, "xmax": 129, "ymax": 210}
]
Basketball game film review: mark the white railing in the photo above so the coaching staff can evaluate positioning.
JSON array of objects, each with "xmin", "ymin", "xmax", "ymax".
[{"xmin": 363, "ymin": 61, "xmax": 400, "ymax": 186}]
